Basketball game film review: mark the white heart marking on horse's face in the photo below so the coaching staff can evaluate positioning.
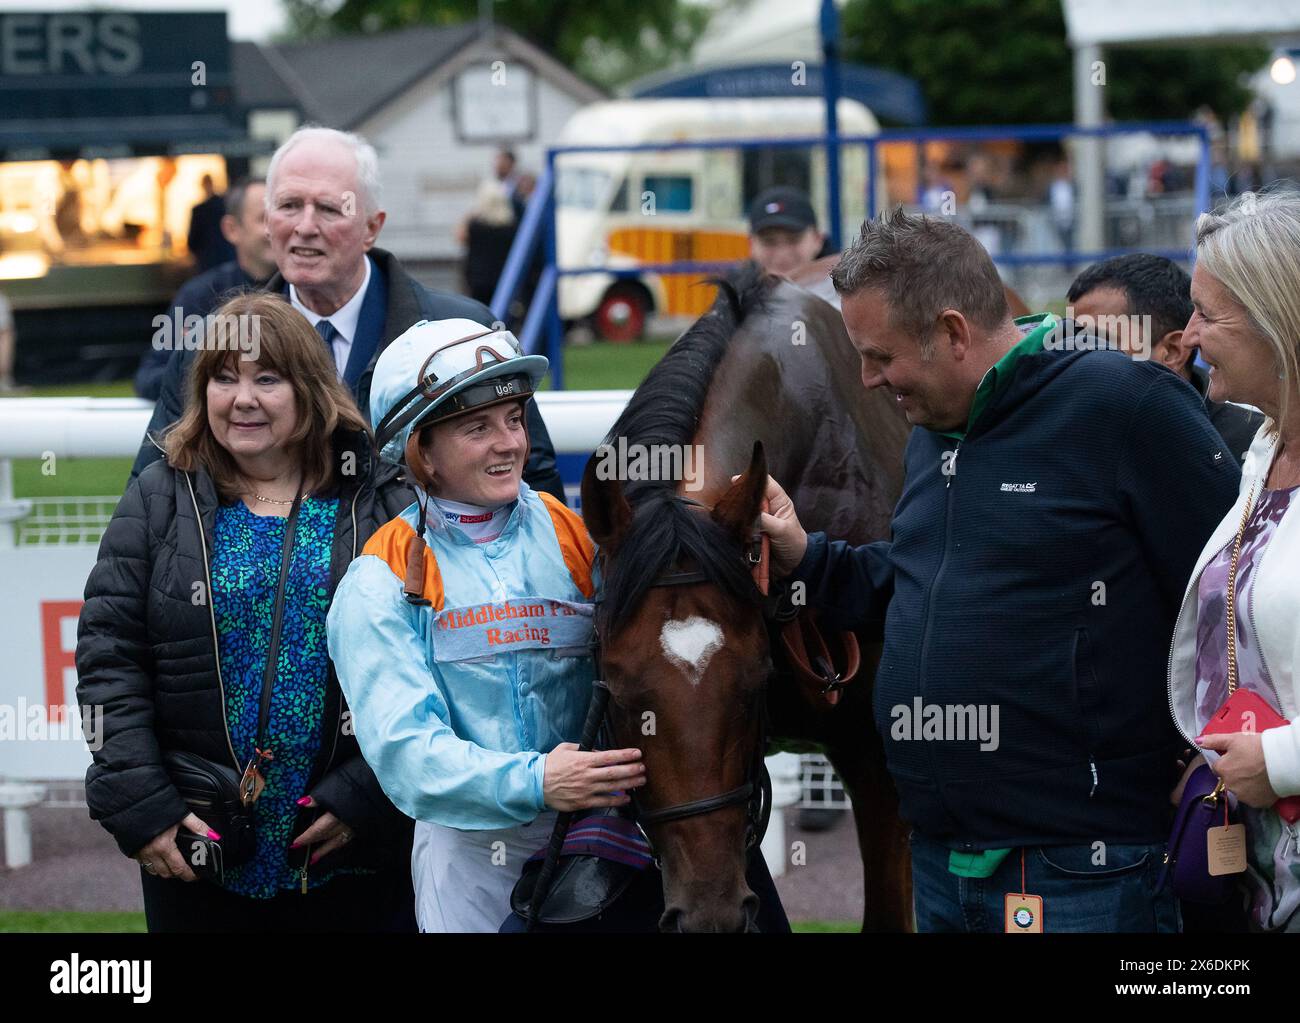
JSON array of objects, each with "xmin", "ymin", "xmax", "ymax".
[{"xmin": 659, "ymin": 616, "xmax": 725, "ymax": 686}]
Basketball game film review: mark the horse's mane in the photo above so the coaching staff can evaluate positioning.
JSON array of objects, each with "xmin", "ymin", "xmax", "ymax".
[
  {"xmin": 598, "ymin": 263, "xmax": 774, "ymax": 633},
  {"xmin": 608, "ymin": 262, "xmax": 772, "ymax": 476}
]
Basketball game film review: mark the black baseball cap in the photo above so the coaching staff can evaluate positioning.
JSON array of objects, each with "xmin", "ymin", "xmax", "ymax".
[{"xmin": 749, "ymin": 187, "xmax": 818, "ymax": 233}]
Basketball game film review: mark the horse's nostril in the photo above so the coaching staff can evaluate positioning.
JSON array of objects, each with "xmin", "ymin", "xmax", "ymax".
[{"xmin": 659, "ymin": 906, "xmax": 685, "ymax": 933}]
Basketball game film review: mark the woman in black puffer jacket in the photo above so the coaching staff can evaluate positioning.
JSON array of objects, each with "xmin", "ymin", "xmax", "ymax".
[{"xmin": 76, "ymin": 293, "xmax": 416, "ymax": 932}]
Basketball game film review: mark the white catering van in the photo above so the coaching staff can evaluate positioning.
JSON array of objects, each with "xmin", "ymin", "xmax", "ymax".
[{"xmin": 554, "ymin": 97, "xmax": 881, "ymax": 340}]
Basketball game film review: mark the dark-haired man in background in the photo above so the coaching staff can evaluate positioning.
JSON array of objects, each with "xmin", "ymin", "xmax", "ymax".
[
  {"xmin": 134, "ymin": 177, "xmax": 275, "ymax": 401},
  {"xmin": 1067, "ymin": 253, "xmax": 1263, "ymax": 466}
]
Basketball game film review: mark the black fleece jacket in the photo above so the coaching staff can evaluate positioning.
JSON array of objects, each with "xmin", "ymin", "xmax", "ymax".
[
  {"xmin": 77, "ymin": 428, "xmax": 414, "ymax": 860},
  {"xmin": 792, "ymin": 345, "xmax": 1240, "ymax": 849}
]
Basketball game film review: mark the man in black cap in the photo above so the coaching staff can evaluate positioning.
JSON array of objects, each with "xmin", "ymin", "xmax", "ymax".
[{"xmin": 747, "ymin": 187, "xmax": 829, "ymax": 278}]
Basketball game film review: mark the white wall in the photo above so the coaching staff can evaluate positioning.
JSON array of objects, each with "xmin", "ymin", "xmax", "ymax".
[{"xmin": 359, "ymin": 43, "xmax": 595, "ymax": 263}]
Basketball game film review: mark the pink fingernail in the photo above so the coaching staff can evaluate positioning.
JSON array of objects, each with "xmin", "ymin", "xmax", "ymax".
[
  {"xmin": 310, "ymin": 852, "xmax": 321, "ymax": 865},
  {"xmin": 207, "ymin": 829, "xmax": 222, "ymax": 841},
  {"xmin": 296, "ymin": 796, "xmax": 312, "ymax": 806},
  {"xmin": 289, "ymin": 840, "xmax": 300, "ymax": 849}
]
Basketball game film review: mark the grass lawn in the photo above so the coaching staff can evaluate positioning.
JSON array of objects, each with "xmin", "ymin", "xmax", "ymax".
[
  {"xmin": 0, "ymin": 910, "xmax": 147, "ymax": 933},
  {"xmin": 550, "ymin": 338, "xmax": 672, "ymax": 390},
  {"xmin": 8, "ymin": 339, "xmax": 676, "ymax": 500},
  {"xmin": 791, "ymin": 920, "xmax": 860, "ymax": 933},
  {"xmin": 0, "ymin": 909, "xmax": 850, "ymax": 932}
]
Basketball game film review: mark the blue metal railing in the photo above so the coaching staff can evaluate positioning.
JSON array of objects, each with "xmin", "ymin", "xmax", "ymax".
[{"xmin": 489, "ymin": 120, "xmax": 1212, "ymax": 390}]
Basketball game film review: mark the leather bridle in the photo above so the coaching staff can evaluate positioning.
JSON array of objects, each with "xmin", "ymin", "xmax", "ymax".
[
  {"xmin": 591, "ymin": 498, "xmax": 773, "ymax": 859},
  {"xmin": 527, "ymin": 492, "xmax": 860, "ymax": 926}
]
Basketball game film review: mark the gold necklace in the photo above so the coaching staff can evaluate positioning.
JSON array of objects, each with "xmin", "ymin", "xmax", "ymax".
[{"xmin": 244, "ymin": 472, "xmax": 305, "ymax": 507}]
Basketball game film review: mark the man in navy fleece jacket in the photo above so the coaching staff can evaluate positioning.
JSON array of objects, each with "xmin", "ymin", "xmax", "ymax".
[{"xmin": 759, "ymin": 209, "xmax": 1239, "ymax": 932}]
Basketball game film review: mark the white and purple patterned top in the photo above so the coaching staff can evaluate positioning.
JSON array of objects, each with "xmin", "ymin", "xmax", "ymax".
[{"xmin": 1195, "ymin": 483, "xmax": 1300, "ymax": 931}]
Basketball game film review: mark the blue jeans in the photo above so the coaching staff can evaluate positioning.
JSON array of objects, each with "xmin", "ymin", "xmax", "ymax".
[{"xmin": 910, "ymin": 831, "xmax": 1180, "ymax": 933}]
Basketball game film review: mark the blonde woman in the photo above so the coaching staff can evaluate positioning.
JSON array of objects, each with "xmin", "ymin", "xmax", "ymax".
[{"xmin": 1169, "ymin": 190, "xmax": 1300, "ymax": 931}]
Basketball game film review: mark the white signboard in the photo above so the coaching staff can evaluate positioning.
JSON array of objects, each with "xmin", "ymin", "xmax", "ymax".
[
  {"xmin": 454, "ymin": 63, "xmax": 534, "ymax": 141},
  {"xmin": 0, "ymin": 546, "xmax": 98, "ymax": 780}
]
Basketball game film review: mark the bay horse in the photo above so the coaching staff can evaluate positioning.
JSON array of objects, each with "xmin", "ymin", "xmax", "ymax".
[{"xmin": 580, "ymin": 262, "xmax": 913, "ymax": 932}]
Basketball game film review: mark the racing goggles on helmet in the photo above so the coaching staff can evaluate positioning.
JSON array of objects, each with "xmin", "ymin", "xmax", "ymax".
[{"xmin": 374, "ymin": 326, "xmax": 535, "ymax": 459}]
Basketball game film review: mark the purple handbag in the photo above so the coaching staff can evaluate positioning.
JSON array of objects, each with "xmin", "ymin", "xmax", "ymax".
[{"xmin": 1158, "ymin": 763, "xmax": 1239, "ymax": 904}]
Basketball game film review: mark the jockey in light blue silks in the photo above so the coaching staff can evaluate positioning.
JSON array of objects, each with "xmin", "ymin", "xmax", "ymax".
[{"xmin": 326, "ymin": 319, "xmax": 644, "ymax": 932}]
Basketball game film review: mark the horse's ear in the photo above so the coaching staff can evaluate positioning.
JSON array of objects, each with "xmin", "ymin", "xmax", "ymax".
[
  {"xmin": 711, "ymin": 441, "xmax": 768, "ymax": 543},
  {"xmin": 581, "ymin": 444, "xmax": 632, "ymax": 549}
]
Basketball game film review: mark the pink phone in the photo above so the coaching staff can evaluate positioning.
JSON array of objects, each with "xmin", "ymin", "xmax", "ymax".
[{"xmin": 1202, "ymin": 690, "xmax": 1300, "ymax": 825}]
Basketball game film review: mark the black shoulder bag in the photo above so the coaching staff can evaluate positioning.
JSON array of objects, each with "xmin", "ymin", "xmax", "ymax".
[{"xmin": 164, "ymin": 490, "xmax": 304, "ymax": 879}]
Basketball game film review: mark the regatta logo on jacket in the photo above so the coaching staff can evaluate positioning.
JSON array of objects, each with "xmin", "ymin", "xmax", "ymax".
[{"xmin": 1000, "ymin": 481, "xmax": 1037, "ymax": 493}]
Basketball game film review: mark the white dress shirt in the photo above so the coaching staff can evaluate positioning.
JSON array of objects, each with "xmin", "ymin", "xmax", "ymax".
[{"xmin": 289, "ymin": 255, "xmax": 372, "ymax": 379}]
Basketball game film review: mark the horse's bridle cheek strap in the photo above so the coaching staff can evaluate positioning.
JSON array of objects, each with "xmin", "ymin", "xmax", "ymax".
[{"xmin": 748, "ymin": 501, "xmax": 770, "ymax": 596}]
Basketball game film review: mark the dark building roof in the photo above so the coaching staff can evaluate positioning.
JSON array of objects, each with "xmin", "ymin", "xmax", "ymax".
[
  {"xmin": 231, "ymin": 41, "xmax": 307, "ymax": 113},
  {"xmin": 253, "ymin": 23, "xmax": 483, "ymax": 128},
  {"xmin": 232, "ymin": 23, "xmax": 604, "ymax": 132}
]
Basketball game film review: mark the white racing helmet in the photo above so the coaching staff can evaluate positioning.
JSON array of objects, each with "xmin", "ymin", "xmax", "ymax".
[{"xmin": 371, "ymin": 318, "xmax": 548, "ymax": 470}]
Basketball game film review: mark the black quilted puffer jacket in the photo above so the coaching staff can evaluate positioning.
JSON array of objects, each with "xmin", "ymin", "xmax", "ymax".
[{"xmin": 76, "ymin": 428, "xmax": 415, "ymax": 860}]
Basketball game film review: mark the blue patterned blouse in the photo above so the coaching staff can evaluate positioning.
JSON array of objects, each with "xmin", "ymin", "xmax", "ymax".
[{"xmin": 210, "ymin": 495, "xmax": 341, "ymax": 899}]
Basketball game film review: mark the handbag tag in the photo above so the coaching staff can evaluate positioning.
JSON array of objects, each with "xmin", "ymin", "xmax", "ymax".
[
  {"xmin": 1004, "ymin": 893, "xmax": 1044, "ymax": 933},
  {"xmin": 1207, "ymin": 824, "xmax": 1247, "ymax": 876}
]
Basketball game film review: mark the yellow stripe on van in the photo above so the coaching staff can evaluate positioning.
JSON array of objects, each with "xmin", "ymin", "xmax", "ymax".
[{"xmin": 607, "ymin": 228, "xmax": 750, "ymax": 317}]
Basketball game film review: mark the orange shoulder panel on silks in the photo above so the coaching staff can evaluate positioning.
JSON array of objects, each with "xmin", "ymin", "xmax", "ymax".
[
  {"xmin": 361, "ymin": 516, "xmax": 447, "ymax": 611},
  {"xmin": 537, "ymin": 492, "xmax": 596, "ymax": 599}
]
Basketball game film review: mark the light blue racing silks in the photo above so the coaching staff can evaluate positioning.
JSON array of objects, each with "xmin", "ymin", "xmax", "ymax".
[{"xmin": 326, "ymin": 483, "xmax": 598, "ymax": 830}]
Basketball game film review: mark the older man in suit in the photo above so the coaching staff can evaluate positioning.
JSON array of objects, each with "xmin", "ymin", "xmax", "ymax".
[{"xmin": 132, "ymin": 127, "xmax": 563, "ymax": 498}]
